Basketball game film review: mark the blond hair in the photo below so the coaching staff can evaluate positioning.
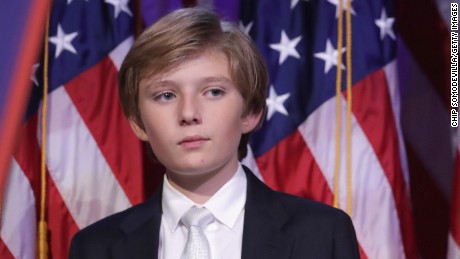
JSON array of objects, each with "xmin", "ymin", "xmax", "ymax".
[{"xmin": 118, "ymin": 7, "xmax": 268, "ymax": 160}]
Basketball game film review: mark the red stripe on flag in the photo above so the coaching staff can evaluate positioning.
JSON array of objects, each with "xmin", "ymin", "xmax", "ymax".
[
  {"xmin": 12, "ymin": 112, "xmax": 82, "ymax": 258},
  {"xmin": 394, "ymin": 1, "xmax": 452, "ymax": 258},
  {"xmin": 12, "ymin": 115, "xmax": 81, "ymax": 259},
  {"xmin": 0, "ymin": 0, "xmax": 49, "ymax": 191},
  {"xmin": 358, "ymin": 246, "xmax": 368, "ymax": 259},
  {"xmin": 406, "ymin": 143, "xmax": 449, "ymax": 258},
  {"xmin": 256, "ymin": 130, "xmax": 369, "ymax": 259},
  {"xmin": 65, "ymin": 57, "xmax": 144, "ymax": 205},
  {"xmin": 345, "ymin": 69, "xmax": 417, "ymax": 259},
  {"xmin": 47, "ymin": 173, "xmax": 80, "ymax": 259},
  {"xmin": 0, "ymin": 238, "xmax": 14, "ymax": 259},
  {"xmin": 394, "ymin": 0, "xmax": 450, "ymax": 104},
  {"xmin": 256, "ymin": 130, "xmax": 333, "ymax": 204},
  {"xmin": 13, "ymin": 115, "xmax": 41, "ymax": 214},
  {"xmin": 6, "ymin": 111, "xmax": 41, "ymax": 258}
]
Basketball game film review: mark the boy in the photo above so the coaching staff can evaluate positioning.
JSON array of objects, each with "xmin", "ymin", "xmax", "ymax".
[{"xmin": 69, "ymin": 7, "xmax": 359, "ymax": 259}]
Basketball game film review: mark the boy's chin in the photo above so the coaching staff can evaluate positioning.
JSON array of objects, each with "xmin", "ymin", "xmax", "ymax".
[
  {"xmin": 165, "ymin": 161, "xmax": 235, "ymax": 179},
  {"xmin": 165, "ymin": 166, "xmax": 218, "ymax": 179}
]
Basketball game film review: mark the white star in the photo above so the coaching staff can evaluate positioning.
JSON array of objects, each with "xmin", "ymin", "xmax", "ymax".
[
  {"xmin": 105, "ymin": 0, "xmax": 133, "ymax": 18},
  {"xmin": 327, "ymin": 0, "xmax": 356, "ymax": 18},
  {"xmin": 31, "ymin": 63, "xmax": 39, "ymax": 86},
  {"xmin": 239, "ymin": 21, "xmax": 253, "ymax": 36},
  {"xmin": 49, "ymin": 24, "xmax": 78, "ymax": 58},
  {"xmin": 291, "ymin": 0, "xmax": 309, "ymax": 9},
  {"xmin": 269, "ymin": 31, "xmax": 302, "ymax": 65},
  {"xmin": 314, "ymin": 39, "xmax": 346, "ymax": 74},
  {"xmin": 266, "ymin": 86, "xmax": 291, "ymax": 121},
  {"xmin": 375, "ymin": 9, "xmax": 396, "ymax": 40}
]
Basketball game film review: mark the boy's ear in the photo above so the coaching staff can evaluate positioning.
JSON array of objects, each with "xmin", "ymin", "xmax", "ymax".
[
  {"xmin": 241, "ymin": 111, "xmax": 263, "ymax": 134},
  {"xmin": 128, "ymin": 120, "xmax": 149, "ymax": 141}
]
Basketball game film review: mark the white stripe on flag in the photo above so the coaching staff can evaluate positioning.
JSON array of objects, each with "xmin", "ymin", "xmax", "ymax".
[
  {"xmin": 398, "ymin": 40, "xmax": 453, "ymax": 199},
  {"xmin": 109, "ymin": 36, "xmax": 133, "ymax": 70},
  {"xmin": 385, "ymin": 61, "xmax": 411, "ymax": 186},
  {"xmin": 38, "ymin": 87, "xmax": 131, "ymax": 229},
  {"xmin": 242, "ymin": 145, "xmax": 264, "ymax": 181},
  {"xmin": 447, "ymin": 232, "xmax": 460, "ymax": 259},
  {"xmin": 299, "ymin": 95, "xmax": 405, "ymax": 258},
  {"xmin": 0, "ymin": 159, "xmax": 36, "ymax": 259}
]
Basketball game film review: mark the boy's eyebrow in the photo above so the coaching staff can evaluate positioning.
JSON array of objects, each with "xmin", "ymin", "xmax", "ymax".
[
  {"xmin": 147, "ymin": 80, "xmax": 177, "ymax": 89},
  {"xmin": 142, "ymin": 79, "xmax": 179, "ymax": 93},
  {"xmin": 199, "ymin": 76, "xmax": 233, "ymax": 85},
  {"xmin": 147, "ymin": 76, "xmax": 233, "ymax": 89}
]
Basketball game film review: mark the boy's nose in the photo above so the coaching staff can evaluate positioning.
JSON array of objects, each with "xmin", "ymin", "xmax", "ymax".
[{"xmin": 178, "ymin": 96, "xmax": 202, "ymax": 126}]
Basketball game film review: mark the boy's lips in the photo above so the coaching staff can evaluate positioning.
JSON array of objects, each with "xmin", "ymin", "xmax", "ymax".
[{"xmin": 178, "ymin": 135, "xmax": 210, "ymax": 148}]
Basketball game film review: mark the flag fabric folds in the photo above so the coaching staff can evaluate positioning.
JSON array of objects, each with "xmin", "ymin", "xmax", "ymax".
[
  {"xmin": 1, "ymin": 0, "xmax": 456, "ymax": 258},
  {"xmin": 0, "ymin": 0, "xmax": 49, "ymax": 207},
  {"xmin": 239, "ymin": 0, "xmax": 416, "ymax": 258},
  {"xmin": 0, "ymin": 0, "xmax": 150, "ymax": 258},
  {"xmin": 393, "ymin": 0, "xmax": 454, "ymax": 257}
]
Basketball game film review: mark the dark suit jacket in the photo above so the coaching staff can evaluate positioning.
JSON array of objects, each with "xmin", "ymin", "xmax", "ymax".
[{"xmin": 69, "ymin": 166, "xmax": 360, "ymax": 258}]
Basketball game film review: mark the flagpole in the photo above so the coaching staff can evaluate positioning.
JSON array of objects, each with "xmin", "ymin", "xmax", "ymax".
[
  {"xmin": 37, "ymin": 5, "xmax": 51, "ymax": 259},
  {"xmin": 333, "ymin": 0, "xmax": 344, "ymax": 209}
]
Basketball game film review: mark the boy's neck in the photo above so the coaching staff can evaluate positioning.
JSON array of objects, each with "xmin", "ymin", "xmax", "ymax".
[{"xmin": 166, "ymin": 162, "xmax": 239, "ymax": 204}]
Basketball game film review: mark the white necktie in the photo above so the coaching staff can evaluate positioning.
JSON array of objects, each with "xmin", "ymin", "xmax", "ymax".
[{"xmin": 181, "ymin": 207, "xmax": 214, "ymax": 259}]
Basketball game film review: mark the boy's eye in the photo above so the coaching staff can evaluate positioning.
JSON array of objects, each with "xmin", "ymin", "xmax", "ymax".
[
  {"xmin": 154, "ymin": 92, "xmax": 175, "ymax": 101},
  {"xmin": 205, "ymin": 88, "xmax": 224, "ymax": 97}
]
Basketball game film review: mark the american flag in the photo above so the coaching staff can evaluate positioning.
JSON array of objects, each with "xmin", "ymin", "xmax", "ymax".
[
  {"xmin": 0, "ymin": 0, "xmax": 164, "ymax": 258},
  {"xmin": 393, "ymin": 0, "xmax": 458, "ymax": 258},
  {"xmin": 239, "ymin": 0, "xmax": 415, "ymax": 258},
  {"xmin": 0, "ymin": 0, "xmax": 457, "ymax": 258},
  {"xmin": 0, "ymin": 0, "xmax": 49, "ymax": 213}
]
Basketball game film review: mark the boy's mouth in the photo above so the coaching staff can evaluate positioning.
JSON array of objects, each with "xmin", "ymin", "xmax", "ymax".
[{"xmin": 178, "ymin": 135, "xmax": 210, "ymax": 148}]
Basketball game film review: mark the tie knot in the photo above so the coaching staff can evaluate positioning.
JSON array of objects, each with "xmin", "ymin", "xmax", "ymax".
[{"xmin": 181, "ymin": 207, "xmax": 214, "ymax": 229}]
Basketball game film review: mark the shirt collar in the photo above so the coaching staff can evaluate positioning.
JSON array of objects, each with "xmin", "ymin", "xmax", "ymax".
[
  {"xmin": 204, "ymin": 164, "xmax": 246, "ymax": 229},
  {"xmin": 161, "ymin": 163, "xmax": 247, "ymax": 232}
]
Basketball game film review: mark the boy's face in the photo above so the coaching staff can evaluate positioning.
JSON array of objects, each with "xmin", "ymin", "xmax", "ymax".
[{"xmin": 130, "ymin": 50, "xmax": 261, "ymax": 179}]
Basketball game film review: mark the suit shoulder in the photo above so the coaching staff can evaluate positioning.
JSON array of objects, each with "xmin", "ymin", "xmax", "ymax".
[
  {"xmin": 71, "ymin": 200, "xmax": 153, "ymax": 246},
  {"xmin": 72, "ymin": 205, "xmax": 128, "ymax": 242},
  {"xmin": 270, "ymin": 191, "xmax": 357, "ymax": 247},
  {"xmin": 244, "ymin": 167, "xmax": 350, "ymax": 224},
  {"xmin": 274, "ymin": 191, "xmax": 351, "ymax": 223},
  {"xmin": 69, "ymin": 197, "xmax": 162, "ymax": 259},
  {"xmin": 272, "ymin": 192, "xmax": 359, "ymax": 258}
]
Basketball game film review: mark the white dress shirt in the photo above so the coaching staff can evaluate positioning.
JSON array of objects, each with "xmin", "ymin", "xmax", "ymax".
[{"xmin": 158, "ymin": 164, "xmax": 247, "ymax": 259}]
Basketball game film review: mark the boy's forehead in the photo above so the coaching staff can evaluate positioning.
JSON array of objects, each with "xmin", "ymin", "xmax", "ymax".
[{"xmin": 140, "ymin": 49, "xmax": 232, "ymax": 84}]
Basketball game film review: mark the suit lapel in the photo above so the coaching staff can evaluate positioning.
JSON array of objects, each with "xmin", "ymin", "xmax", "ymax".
[
  {"xmin": 111, "ymin": 185, "xmax": 163, "ymax": 259},
  {"xmin": 108, "ymin": 168, "xmax": 294, "ymax": 259},
  {"xmin": 241, "ymin": 166, "xmax": 294, "ymax": 259}
]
